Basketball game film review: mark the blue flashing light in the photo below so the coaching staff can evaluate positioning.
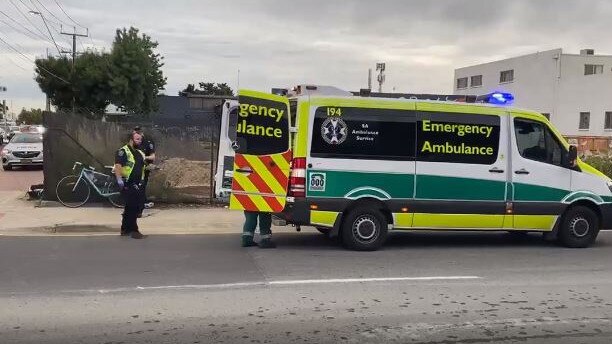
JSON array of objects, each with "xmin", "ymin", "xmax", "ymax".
[{"xmin": 487, "ymin": 92, "xmax": 514, "ymax": 105}]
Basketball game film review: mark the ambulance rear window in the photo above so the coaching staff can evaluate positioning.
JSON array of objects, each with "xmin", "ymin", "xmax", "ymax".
[{"xmin": 235, "ymin": 96, "xmax": 290, "ymax": 155}]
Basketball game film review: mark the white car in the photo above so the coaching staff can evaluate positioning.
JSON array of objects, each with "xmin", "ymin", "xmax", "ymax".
[{"xmin": 1, "ymin": 133, "xmax": 44, "ymax": 171}]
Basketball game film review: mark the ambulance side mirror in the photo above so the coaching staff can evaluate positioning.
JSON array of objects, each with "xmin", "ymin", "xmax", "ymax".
[{"xmin": 565, "ymin": 145, "xmax": 578, "ymax": 168}]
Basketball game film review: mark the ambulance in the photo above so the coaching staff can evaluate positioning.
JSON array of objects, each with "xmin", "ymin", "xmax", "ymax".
[{"xmin": 225, "ymin": 85, "xmax": 612, "ymax": 251}]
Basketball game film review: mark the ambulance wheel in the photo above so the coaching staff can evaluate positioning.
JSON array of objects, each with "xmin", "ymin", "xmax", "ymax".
[
  {"xmin": 557, "ymin": 206, "xmax": 600, "ymax": 248},
  {"xmin": 341, "ymin": 207, "xmax": 387, "ymax": 251}
]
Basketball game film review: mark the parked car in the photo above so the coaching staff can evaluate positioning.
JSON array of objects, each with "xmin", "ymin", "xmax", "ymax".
[
  {"xmin": 0, "ymin": 128, "xmax": 6, "ymax": 144},
  {"xmin": 7, "ymin": 126, "xmax": 20, "ymax": 142},
  {"xmin": 1, "ymin": 132, "xmax": 44, "ymax": 171}
]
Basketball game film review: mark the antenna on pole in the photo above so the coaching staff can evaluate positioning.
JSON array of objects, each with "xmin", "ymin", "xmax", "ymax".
[
  {"xmin": 376, "ymin": 62, "xmax": 386, "ymax": 93},
  {"xmin": 368, "ymin": 68, "xmax": 372, "ymax": 91}
]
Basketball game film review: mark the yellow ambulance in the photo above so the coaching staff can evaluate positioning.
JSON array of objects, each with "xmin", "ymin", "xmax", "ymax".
[{"xmin": 228, "ymin": 86, "xmax": 612, "ymax": 251}]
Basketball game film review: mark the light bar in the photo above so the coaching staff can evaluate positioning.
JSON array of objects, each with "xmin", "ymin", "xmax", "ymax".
[{"xmin": 478, "ymin": 92, "xmax": 514, "ymax": 105}]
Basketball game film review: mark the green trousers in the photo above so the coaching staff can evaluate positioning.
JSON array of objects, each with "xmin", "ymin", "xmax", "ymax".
[{"xmin": 242, "ymin": 211, "xmax": 272, "ymax": 239}]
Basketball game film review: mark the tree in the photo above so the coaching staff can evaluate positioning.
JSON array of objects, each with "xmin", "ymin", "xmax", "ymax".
[
  {"xmin": 35, "ymin": 56, "xmax": 73, "ymax": 112},
  {"xmin": 34, "ymin": 26, "xmax": 166, "ymax": 119},
  {"xmin": 17, "ymin": 108, "xmax": 43, "ymax": 125},
  {"xmin": 35, "ymin": 53, "xmax": 111, "ymax": 119},
  {"xmin": 109, "ymin": 27, "xmax": 167, "ymax": 115},
  {"xmin": 179, "ymin": 81, "xmax": 234, "ymax": 96}
]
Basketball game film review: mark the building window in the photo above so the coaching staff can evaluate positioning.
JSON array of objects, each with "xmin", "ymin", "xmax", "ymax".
[
  {"xmin": 499, "ymin": 70, "xmax": 514, "ymax": 83},
  {"xmin": 456, "ymin": 77, "xmax": 468, "ymax": 89},
  {"xmin": 579, "ymin": 112, "xmax": 590, "ymax": 130},
  {"xmin": 470, "ymin": 75, "xmax": 482, "ymax": 87},
  {"xmin": 605, "ymin": 112, "xmax": 612, "ymax": 130},
  {"xmin": 584, "ymin": 64, "xmax": 604, "ymax": 75},
  {"xmin": 541, "ymin": 113, "xmax": 550, "ymax": 120}
]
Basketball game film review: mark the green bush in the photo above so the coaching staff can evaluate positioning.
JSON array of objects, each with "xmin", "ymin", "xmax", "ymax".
[{"xmin": 583, "ymin": 156, "xmax": 612, "ymax": 179}]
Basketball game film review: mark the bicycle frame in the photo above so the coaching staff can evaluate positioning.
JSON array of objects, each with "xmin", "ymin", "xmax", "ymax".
[{"xmin": 72, "ymin": 163, "xmax": 120, "ymax": 198}]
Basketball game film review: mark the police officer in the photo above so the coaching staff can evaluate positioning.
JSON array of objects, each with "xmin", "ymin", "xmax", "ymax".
[
  {"xmin": 114, "ymin": 131, "xmax": 146, "ymax": 239},
  {"xmin": 133, "ymin": 126, "xmax": 156, "ymax": 217},
  {"xmin": 242, "ymin": 211, "xmax": 276, "ymax": 248}
]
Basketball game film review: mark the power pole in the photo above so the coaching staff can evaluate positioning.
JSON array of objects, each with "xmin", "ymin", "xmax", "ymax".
[
  {"xmin": 0, "ymin": 86, "xmax": 7, "ymax": 120},
  {"xmin": 61, "ymin": 26, "xmax": 89, "ymax": 114},
  {"xmin": 376, "ymin": 62, "xmax": 386, "ymax": 93}
]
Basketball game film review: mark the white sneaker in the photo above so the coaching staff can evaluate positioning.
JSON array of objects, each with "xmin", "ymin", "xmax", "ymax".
[{"xmin": 144, "ymin": 202, "xmax": 154, "ymax": 209}]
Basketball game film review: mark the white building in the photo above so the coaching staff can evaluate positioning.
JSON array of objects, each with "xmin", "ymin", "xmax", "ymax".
[{"xmin": 454, "ymin": 48, "xmax": 612, "ymax": 137}]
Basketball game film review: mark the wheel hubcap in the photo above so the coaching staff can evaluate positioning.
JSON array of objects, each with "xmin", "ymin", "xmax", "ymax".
[
  {"xmin": 353, "ymin": 216, "xmax": 378, "ymax": 243},
  {"xmin": 569, "ymin": 217, "xmax": 590, "ymax": 238}
]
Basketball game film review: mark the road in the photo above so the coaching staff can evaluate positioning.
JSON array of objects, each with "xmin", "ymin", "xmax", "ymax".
[
  {"xmin": 0, "ymin": 144, "xmax": 43, "ymax": 192},
  {"xmin": 1, "ymin": 230, "xmax": 612, "ymax": 343}
]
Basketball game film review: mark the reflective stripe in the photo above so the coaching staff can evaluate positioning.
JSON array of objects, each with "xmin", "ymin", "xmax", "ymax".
[
  {"xmin": 260, "ymin": 234, "xmax": 272, "ymax": 239},
  {"xmin": 120, "ymin": 145, "xmax": 145, "ymax": 180},
  {"xmin": 242, "ymin": 232, "xmax": 254, "ymax": 237}
]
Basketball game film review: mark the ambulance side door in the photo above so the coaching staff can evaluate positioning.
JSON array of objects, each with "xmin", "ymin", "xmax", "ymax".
[{"xmin": 413, "ymin": 103, "xmax": 510, "ymax": 229}]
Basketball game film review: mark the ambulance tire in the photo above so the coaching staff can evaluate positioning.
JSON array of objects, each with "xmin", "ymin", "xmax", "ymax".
[
  {"xmin": 558, "ymin": 206, "xmax": 600, "ymax": 248},
  {"xmin": 341, "ymin": 207, "xmax": 387, "ymax": 251}
]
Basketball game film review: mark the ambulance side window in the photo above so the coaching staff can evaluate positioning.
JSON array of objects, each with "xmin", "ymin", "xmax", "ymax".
[
  {"xmin": 310, "ymin": 107, "xmax": 416, "ymax": 160},
  {"xmin": 514, "ymin": 118, "xmax": 566, "ymax": 166}
]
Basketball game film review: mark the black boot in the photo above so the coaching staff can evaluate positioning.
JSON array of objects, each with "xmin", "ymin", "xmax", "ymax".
[
  {"xmin": 131, "ymin": 231, "xmax": 146, "ymax": 239},
  {"xmin": 258, "ymin": 238, "xmax": 276, "ymax": 249}
]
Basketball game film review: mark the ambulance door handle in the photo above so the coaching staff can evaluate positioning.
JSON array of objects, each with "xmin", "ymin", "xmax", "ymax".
[
  {"xmin": 514, "ymin": 169, "xmax": 530, "ymax": 175},
  {"xmin": 488, "ymin": 167, "xmax": 504, "ymax": 173},
  {"xmin": 236, "ymin": 167, "xmax": 253, "ymax": 174}
]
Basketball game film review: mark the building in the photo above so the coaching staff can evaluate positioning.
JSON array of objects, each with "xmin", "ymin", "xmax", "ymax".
[{"xmin": 454, "ymin": 48, "xmax": 612, "ymax": 137}]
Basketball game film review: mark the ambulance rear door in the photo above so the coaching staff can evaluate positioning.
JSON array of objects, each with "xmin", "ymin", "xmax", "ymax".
[{"xmin": 229, "ymin": 90, "xmax": 292, "ymax": 212}]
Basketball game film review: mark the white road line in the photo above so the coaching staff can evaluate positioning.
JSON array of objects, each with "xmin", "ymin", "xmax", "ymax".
[
  {"xmin": 269, "ymin": 276, "xmax": 481, "ymax": 285},
  {"xmin": 88, "ymin": 276, "xmax": 481, "ymax": 294}
]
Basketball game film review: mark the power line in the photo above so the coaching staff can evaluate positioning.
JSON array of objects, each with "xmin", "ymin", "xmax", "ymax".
[
  {"xmin": 0, "ymin": 45, "xmax": 31, "ymax": 72},
  {"xmin": 0, "ymin": 10, "xmax": 50, "ymax": 41},
  {"xmin": 0, "ymin": 34, "xmax": 70, "ymax": 84},
  {"xmin": 9, "ymin": 0, "xmax": 48, "ymax": 38},
  {"xmin": 52, "ymin": 0, "xmax": 85, "ymax": 28},
  {"xmin": 32, "ymin": 0, "xmax": 72, "ymax": 28}
]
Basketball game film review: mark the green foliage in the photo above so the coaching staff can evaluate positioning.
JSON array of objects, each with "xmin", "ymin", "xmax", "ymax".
[
  {"xmin": 179, "ymin": 81, "xmax": 234, "ymax": 96},
  {"xmin": 109, "ymin": 27, "xmax": 167, "ymax": 115},
  {"xmin": 35, "ymin": 56, "xmax": 73, "ymax": 112},
  {"xmin": 73, "ymin": 52, "xmax": 112, "ymax": 118},
  {"xmin": 17, "ymin": 108, "xmax": 43, "ymax": 125},
  {"xmin": 34, "ymin": 26, "xmax": 166, "ymax": 119},
  {"xmin": 583, "ymin": 156, "xmax": 612, "ymax": 179}
]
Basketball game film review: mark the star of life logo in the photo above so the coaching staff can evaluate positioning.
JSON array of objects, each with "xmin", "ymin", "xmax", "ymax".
[{"xmin": 321, "ymin": 118, "xmax": 348, "ymax": 145}]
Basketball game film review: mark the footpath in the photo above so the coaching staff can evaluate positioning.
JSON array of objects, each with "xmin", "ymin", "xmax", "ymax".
[{"xmin": 0, "ymin": 191, "xmax": 246, "ymax": 236}]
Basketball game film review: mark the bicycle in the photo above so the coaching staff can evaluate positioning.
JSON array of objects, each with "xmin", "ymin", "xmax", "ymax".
[{"xmin": 56, "ymin": 162, "xmax": 125, "ymax": 208}]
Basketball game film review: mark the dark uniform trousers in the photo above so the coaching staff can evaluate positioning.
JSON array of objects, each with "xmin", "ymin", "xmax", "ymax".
[
  {"xmin": 121, "ymin": 182, "xmax": 142, "ymax": 233},
  {"xmin": 138, "ymin": 170, "xmax": 150, "ymax": 215}
]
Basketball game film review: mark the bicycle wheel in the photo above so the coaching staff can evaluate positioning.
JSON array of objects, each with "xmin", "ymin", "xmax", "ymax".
[
  {"xmin": 56, "ymin": 175, "xmax": 91, "ymax": 208},
  {"xmin": 106, "ymin": 182, "xmax": 125, "ymax": 208}
]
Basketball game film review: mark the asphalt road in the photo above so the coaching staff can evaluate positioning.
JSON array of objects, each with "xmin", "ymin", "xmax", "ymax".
[
  {"xmin": 1, "ymin": 230, "xmax": 612, "ymax": 343},
  {"xmin": 0, "ymin": 144, "xmax": 43, "ymax": 192}
]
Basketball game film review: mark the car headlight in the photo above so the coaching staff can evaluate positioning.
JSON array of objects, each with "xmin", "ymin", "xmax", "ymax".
[
  {"xmin": 607, "ymin": 181, "xmax": 612, "ymax": 193},
  {"xmin": 1, "ymin": 149, "xmax": 10, "ymax": 156}
]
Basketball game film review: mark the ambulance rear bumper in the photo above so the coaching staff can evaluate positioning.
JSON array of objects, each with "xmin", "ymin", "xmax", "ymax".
[{"xmin": 276, "ymin": 198, "xmax": 310, "ymax": 225}]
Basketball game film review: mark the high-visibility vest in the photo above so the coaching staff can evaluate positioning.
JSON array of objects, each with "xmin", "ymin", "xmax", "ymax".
[{"xmin": 120, "ymin": 145, "xmax": 146, "ymax": 180}]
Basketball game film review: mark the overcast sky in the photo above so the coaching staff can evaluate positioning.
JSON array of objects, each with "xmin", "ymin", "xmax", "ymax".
[{"xmin": 1, "ymin": 0, "xmax": 612, "ymax": 115}]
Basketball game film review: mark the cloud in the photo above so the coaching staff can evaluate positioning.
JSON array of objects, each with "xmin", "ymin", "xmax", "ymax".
[{"xmin": 1, "ymin": 0, "xmax": 612, "ymax": 110}]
